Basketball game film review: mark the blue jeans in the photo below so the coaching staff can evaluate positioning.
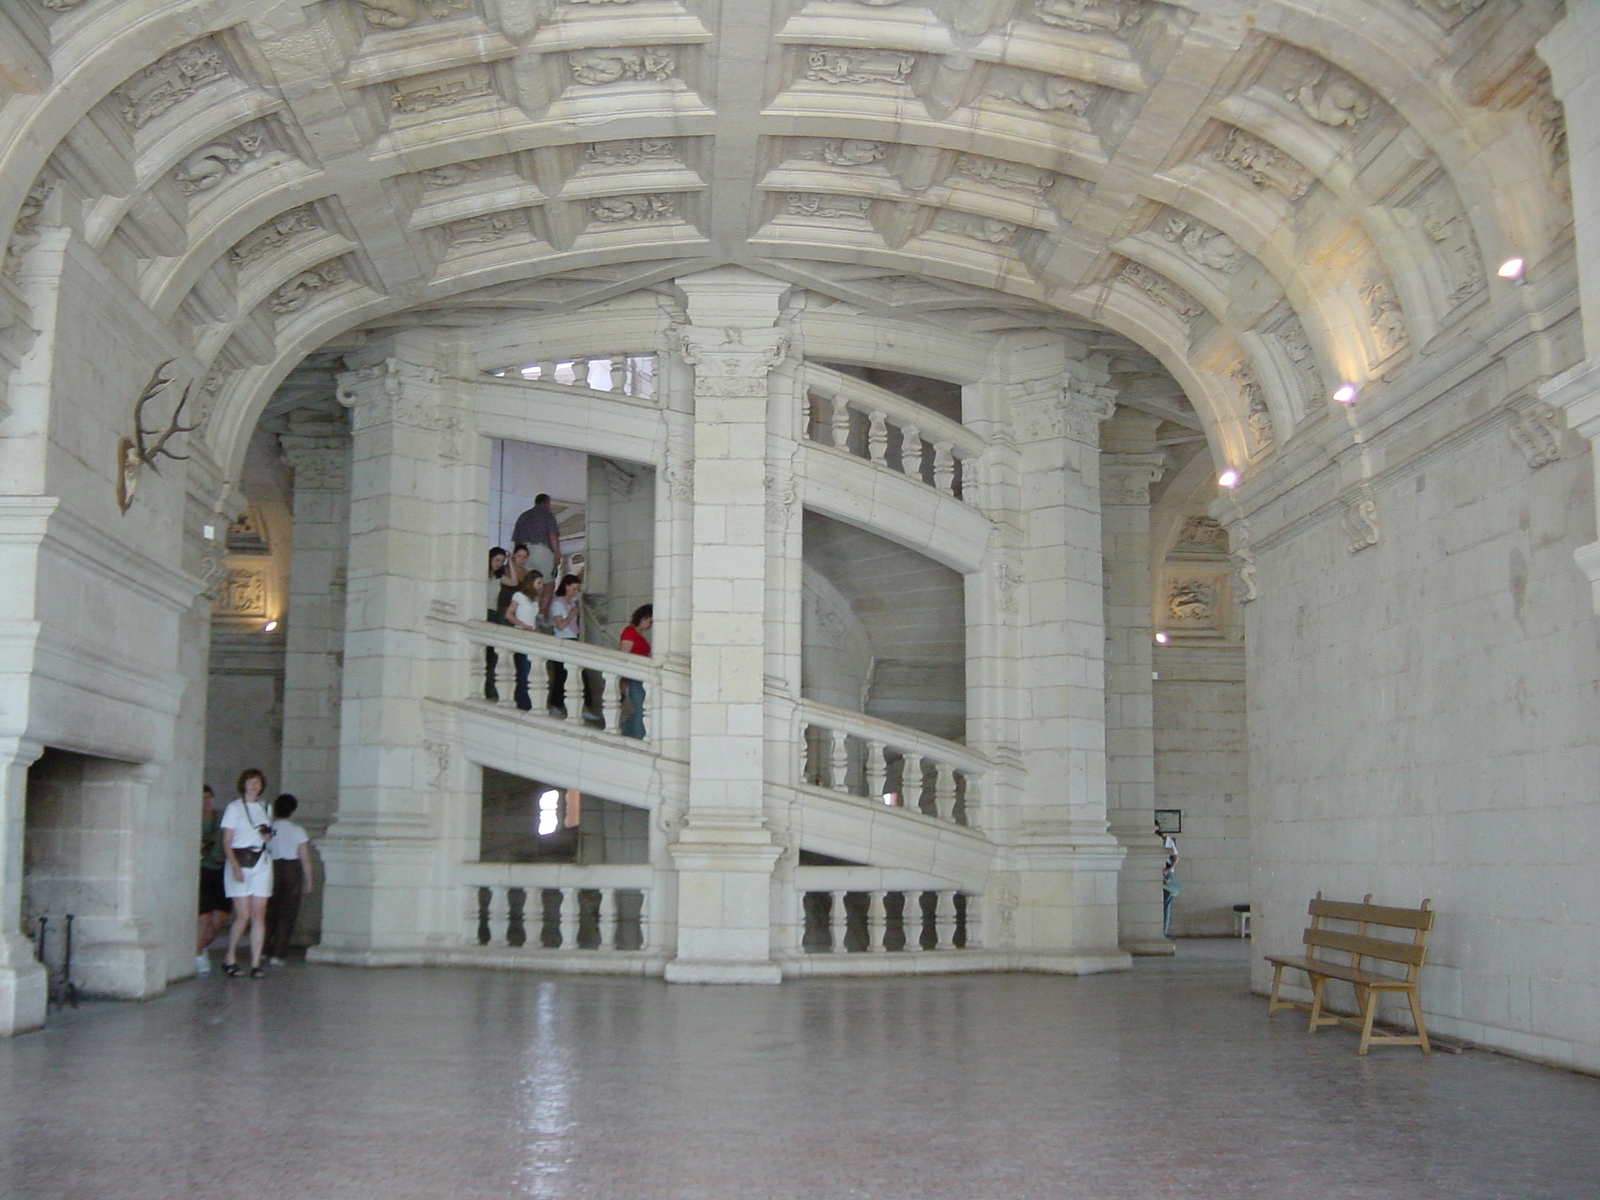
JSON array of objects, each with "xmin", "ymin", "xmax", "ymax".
[
  {"xmin": 513, "ymin": 653, "xmax": 532, "ymax": 711},
  {"xmin": 621, "ymin": 679, "xmax": 646, "ymax": 739}
]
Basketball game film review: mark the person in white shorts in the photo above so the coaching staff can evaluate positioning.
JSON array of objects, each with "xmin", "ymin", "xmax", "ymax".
[{"xmin": 221, "ymin": 768, "xmax": 275, "ymax": 979}]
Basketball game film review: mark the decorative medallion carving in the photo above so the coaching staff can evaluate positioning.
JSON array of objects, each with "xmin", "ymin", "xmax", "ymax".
[
  {"xmin": 569, "ymin": 47, "xmax": 676, "ymax": 85},
  {"xmin": 1508, "ymin": 400, "xmax": 1565, "ymax": 469},
  {"xmin": 805, "ymin": 48, "xmax": 916, "ymax": 86},
  {"xmin": 984, "ymin": 67, "xmax": 1095, "ymax": 114},
  {"xmin": 391, "ymin": 66, "xmax": 493, "ymax": 113},
  {"xmin": 1119, "ymin": 262, "xmax": 1203, "ymax": 322},
  {"xmin": 268, "ymin": 260, "xmax": 348, "ymax": 314},
  {"xmin": 1207, "ymin": 127, "xmax": 1313, "ymax": 201},
  {"xmin": 797, "ymin": 139, "xmax": 889, "ymax": 167},
  {"xmin": 787, "ymin": 193, "xmax": 872, "ymax": 219},
  {"xmin": 1160, "ymin": 214, "xmax": 1241, "ymax": 274},
  {"xmin": 114, "ymin": 39, "xmax": 230, "ymax": 128},
  {"xmin": 229, "ymin": 206, "xmax": 318, "ymax": 269},
  {"xmin": 1166, "ymin": 577, "xmax": 1217, "ymax": 623}
]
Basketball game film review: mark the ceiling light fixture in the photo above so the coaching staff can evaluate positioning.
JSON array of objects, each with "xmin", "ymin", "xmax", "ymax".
[
  {"xmin": 263, "ymin": 619, "xmax": 278, "ymax": 633},
  {"xmin": 1333, "ymin": 383, "xmax": 1358, "ymax": 404},
  {"xmin": 1496, "ymin": 257, "xmax": 1525, "ymax": 280},
  {"xmin": 1218, "ymin": 469, "xmax": 1239, "ymax": 489},
  {"xmin": 1155, "ymin": 631, "xmax": 1169, "ymax": 644}
]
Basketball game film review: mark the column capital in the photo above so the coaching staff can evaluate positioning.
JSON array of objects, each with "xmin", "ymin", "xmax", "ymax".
[
  {"xmin": 334, "ymin": 357, "xmax": 441, "ymax": 429},
  {"xmin": 279, "ymin": 433, "xmax": 349, "ymax": 492},
  {"xmin": 670, "ymin": 324, "xmax": 790, "ymax": 398},
  {"xmin": 1100, "ymin": 452, "xmax": 1167, "ymax": 506},
  {"xmin": 1012, "ymin": 381, "xmax": 1118, "ymax": 446}
]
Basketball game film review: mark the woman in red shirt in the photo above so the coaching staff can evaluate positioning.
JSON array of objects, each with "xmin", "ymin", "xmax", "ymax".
[{"xmin": 619, "ymin": 604, "xmax": 652, "ymax": 738}]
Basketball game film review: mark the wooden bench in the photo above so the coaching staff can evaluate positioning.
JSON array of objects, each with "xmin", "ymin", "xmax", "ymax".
[{"xmin": 1266, "ymin": 893, "xmax": 1434, "ymax": 1055}]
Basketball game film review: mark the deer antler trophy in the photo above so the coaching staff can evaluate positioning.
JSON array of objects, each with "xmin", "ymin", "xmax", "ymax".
[{"xmin": 117, "ymin": 359, "xmax": 201, "ymax": 513}]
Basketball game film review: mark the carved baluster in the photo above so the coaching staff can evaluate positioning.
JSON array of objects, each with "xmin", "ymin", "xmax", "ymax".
[
  {"xmin": 609, "ymin": 355, "xmax": 628, "ymax": 392},
  {"xmin": 829, "ymin": 728, "xmax": 850, "ymax": 793},
  {"xmin": 506, "ymin": 887, "xmax": 527, "ymax": 947},
  {"xmin": 957, "ymin": 453, "xmax": 977, "ymax": 498},
  {"xmin": 539, "ymin": 360, "xmax": 557, "ymax": 383},
  {"xmin": 867, "ymin": 411, "xmax": 889, "ymax": 465},
  {"xmin": 935, "ymin": 891, "xmax": 957, "ymax": 950},
  {"xmin": 933, "ymin": 442, "xmax": 955, "ymax": 495},
  {"xmin": 900, "ymin": 423, "xmax": 922, "ymax": 481},
  {"xmin": 558, "ymin": 887, "xmax": 580, "ymax": 949},
  {"xmin": 830, "ymin": 392, "xmax": 851, "ymax": 450},
  {"xmin": 799, "ymin": 892, "xmax": 812, "ymax": 952},
  {"xmin": 566, "ymin": 658, "xmax": 586, "ymax": 727},
  {"xmin": 602, "ymin": 670, "xmax": 623, "ymax": 735},
  {"xmin": 829, "ymin": 891, "xmax": 848, "ymax": 953},
  {"xmin": 934, "ymin": 763, "xmax": 957, "ymax": 822},
  {"xmin": 902, "ymin": 891, "xmax": 924, "ymax": 952},
  {"xmin": 573, "ymin": 357, "xmax": 592, "ymax": 388},
  {"xmin": 598, "ymin": 888, "xmax": 618, "ymax": 950},
  {"xmin": 865, "ymin": 740, "xmax": 887, "ymax": 802},
  {"xmin": 636, "ymin": 889, "xmax": 650, "ymax": 950},
  {"xmin": 800, "ymin": 725, "xmax": 815, "ymax": 787},
  {"xmin": 900, "ymin": 753, "xmax": 924, "ymax": 815},
  {"xmin": 868, "ymin": 890, "xmax": 888, "ymax": 953},
  {"xmin": 964, "ymin": 893, "xmax": 981, "ymax": 949},
  {"xmin": 475, "ymin": 886, "xmax": 493, "ymax": 946}
]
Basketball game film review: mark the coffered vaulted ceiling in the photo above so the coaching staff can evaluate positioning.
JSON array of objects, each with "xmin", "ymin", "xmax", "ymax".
[{"xmin": 0, "ymin": 0, "xmax": 1569, "ymax": 471}]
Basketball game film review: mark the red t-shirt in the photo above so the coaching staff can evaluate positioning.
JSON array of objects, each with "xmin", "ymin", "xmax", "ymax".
[{"xmin": 620, "ymin": 625, "xmax": 651, "ymax": 656}]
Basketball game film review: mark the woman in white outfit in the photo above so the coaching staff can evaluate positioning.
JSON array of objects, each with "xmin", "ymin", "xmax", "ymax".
[{"xmin": 221, "ymin": 768, "xmax": 275, "ymax": 979}]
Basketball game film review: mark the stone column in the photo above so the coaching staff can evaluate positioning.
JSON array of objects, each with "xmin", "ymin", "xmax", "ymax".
[
  {"xmin": 0, "ymin": 737, "xmax": 46, "ymax": 1034},
  {"xmin": 986, "ymin": 358, "xmax": 1128, "ymax": 969},
  {"xmin": 662, "ymin": 268, "xmax": 790, "ymax": 984},
  {"xmin": 1100, "ymin": 416, "xmax": 1170, "ymax": 954},
  {"xmin": 277, "ymin": 413, "xmax": 350, "ymax": 833},
  {"xmin": 312, "ymin": 353, "xmax": 467, "ymax": 960}
]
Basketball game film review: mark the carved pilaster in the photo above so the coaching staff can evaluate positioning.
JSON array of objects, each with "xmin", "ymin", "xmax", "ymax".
[{"xmin": 1101, "ymin": 452, "xmax": 1167, "ymax": 506}]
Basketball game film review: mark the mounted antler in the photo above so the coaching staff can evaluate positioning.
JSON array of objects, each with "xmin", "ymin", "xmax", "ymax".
[{"xmin": 117, "ymin": 359, "xmax": 201, "ymax": 513}]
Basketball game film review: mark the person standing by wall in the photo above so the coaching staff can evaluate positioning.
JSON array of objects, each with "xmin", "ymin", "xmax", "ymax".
[
  {"xmin": 545, "ymin": 574, "xmax": 582, "ymax": 714},
  {"xmin": 195, "ymin": 784, "xmax": 229, "ymax": 976},
  {"xmin": 1161, "ymin": 826, "xmax": 1180, "ymax": 938},
  {"xmin": 619, "ymin": 604, "xmax": 653, "ymax": 739},
  {"xmin": 221, "ymin": 769, "xmax": 274, "ymax": 979},
  {"xmin": 511, "ymin": 494, "xmax": 561, "ymax": 580},
  {"xmin": 262, "ymin": 794, "xmax": 314, "ymax": 965},
  {"xmin": 504, "ymin": 570, "xmax": 547, "ymax": 711},
  {"xmin": 485, "ymin": 546, "xmax": 511, "ymax": 700}
]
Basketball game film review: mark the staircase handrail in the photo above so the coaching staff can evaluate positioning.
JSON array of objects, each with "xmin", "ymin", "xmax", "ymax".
[
  {"xmin": 803, "ymin": 364, "xmax": 984, "ymax": 460},
  {"xmin": 462, "ymin": 619, "xmax": 662, "ymax": 683},
  {"xmin": 460, "ymin": 862, "xmax": 655, "ymax": 889},
  {"xmin": 793, "ymin": 866, "xmax": 965, "ymax": 892},
  {"xmin": 797, "ymin": 698, "xmax": 990, "ymax": 777}
]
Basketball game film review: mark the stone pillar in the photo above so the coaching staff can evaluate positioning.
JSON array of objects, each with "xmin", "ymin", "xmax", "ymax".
[
  {"xmin": 662, "ymin": 268, "xmax": 790, "ymax": 984},
  {"xmin": 0, "ymin": 737, "xmax": 46, "ymax": 1034},
  {"xmin": 312, "ymin": 353, "xmax": 468, "ymax": 960},
  {"xmin": 277, "ymin": 413, "xmax": 350, "ymax": 833},
  {"xmin": 1100, "ymin": 416, "xmax": 1171, "ymax": 954},
  {"xmin": 980, "ymin": 351, "xmax": 1128, "ymax": 970}
]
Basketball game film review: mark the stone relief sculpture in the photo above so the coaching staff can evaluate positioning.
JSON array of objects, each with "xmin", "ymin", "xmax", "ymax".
[
  {"xmin": 1360, "ymin": 277, "xmax": 1410, "ymax": 360},
  {"xmin": 798, "ymin": 139, "xmax": 889, "ymax": 167},
  {"xmin": 40, "ymin": 0, "xmax": 89, "ymax": 10},
  {"xmin": 1508, "ymin": 400, "xmax": 1565, "ymax": 469},
  {"xmin": 1160, "ymin": 215, "xmax": 1241, "ymax": 273},
  {"xmin": 1030, "ymin": 0, "xmax": 1141, "ymax": 33},
  {"xmin": 1229, "ymin": 548, "xmax": 1258, "ymax": 602},
  {"xmin": 955, "ymin": 155, "xmax": 1053, "ymax": 196},
  {"xmin": 391, "ymin": 66, "xmax": 494, "ymax": 112},
  {"xmin": 1287, "ymin": 71, "xmax": 1371, "ymax": 129},
  {"xmin": 1231, "ymin": 360, "xmax": 1274, "ymax": 452},
  {"xmin": 229, "ymin": 206, "xmax": 319, "ymax": 269},
  {"xmin": 172, "ymin": 126, "xmax": 276, "ymax": 194},
  {"xmin": 446, "ymin": 213, "xmax": 517, "ymax": 244},
  {"xmin": 114, "ymin": 40, "xmax": 229, "ymax": 128},
  {"xmin": 586, "ymin": 139, "xmax": 677, "ymax": 165},
  {"xmin": 1167, "ymin": 577, "xmax": 1217, "ymax": 623},
  {"xmin": 268, "ymin": 260, "xmax": 348, "ymax": 314},
  {"xmin": 806, "ymin": 48, "xmax": 916, "ymax": 86},
  {"xmin": 985, "ymin": 68, "xmax": 1095, "ymax": 114},
  {"xmin": 1208, "ymin": 127, "xmax": 1314, "ymax": 201},
  {"xmin": 1119, "ymin": 262, "xmax": 1203, "ymax": 322},
  {"xmin": 356, "ymin": 0, "xmax": 468, "ymax": 27},
  {"xmin": 215, "ymin": 568, "xmax": 268, "ymax": 618},
  {"xmin": 1342, "ymin": 492, "xmax": 1380, "ymax": 553},
  {"xmin": 570, "ymin": 48, "xmax": 676, "ymax": 85},
  {"xmin": 589, "ymin": 195, "xmax": 676, "ymax": 223},
  {"xmin": 1174, "ymin": 516, "xmax": 1229, "ymax": 555},
  {"xmin": 933, "ymin": 213, "xmax": 1018, "ymax": 244},
  {"xmin": 787, "ymin": 194, "xmax": 872, "ymax": 219},
  {"xmin": 1413, "ymin": 178, "xmax": 1485, "ymax": 309},
  {"xmin": 420, "ymin": 162, "xmax": 482, "ymax": 188},
  {"xmin": 6, "ymin": 180, "xmax": 54, "ymax": 277}
]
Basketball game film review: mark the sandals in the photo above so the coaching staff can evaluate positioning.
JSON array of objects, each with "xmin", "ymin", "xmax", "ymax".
[
  {"xmin": 249, "ymin": 966, "xmax": 266, "ymax": 980},
  {"xmin": 222, "ymin": 962, "xmax": 243, "ymax": 978}
]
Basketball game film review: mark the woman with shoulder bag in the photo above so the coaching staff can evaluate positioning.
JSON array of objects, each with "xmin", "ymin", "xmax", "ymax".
[{"xmin": 220, "ymin": 768, "xmax": 275, "ymax": 979}]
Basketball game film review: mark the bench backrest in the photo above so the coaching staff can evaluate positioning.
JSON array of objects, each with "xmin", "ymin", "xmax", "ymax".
[{"xmin": 1302, "ymin": 892, "xmax": 1433, "ymax": 976}]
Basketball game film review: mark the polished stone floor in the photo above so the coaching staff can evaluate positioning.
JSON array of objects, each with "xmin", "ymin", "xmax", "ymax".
[{"xmin": 2, "ymin": 940, "xmax": 1598, "ymax": 1200}]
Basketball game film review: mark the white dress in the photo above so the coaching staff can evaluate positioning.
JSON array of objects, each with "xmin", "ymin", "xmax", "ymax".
[{"xmin": 221, "ymin": 798, "xmax": 275, "ymax": 899}]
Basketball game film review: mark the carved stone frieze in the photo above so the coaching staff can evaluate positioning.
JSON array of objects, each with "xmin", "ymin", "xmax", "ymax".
[
  {"xmin": 267, "ymin": 259, "xmax": 348, "ymax": 314},
  {"xmin": 356, "ymin": 0, "xmax": 469, "ymax": 28},
  {"xmin": 570, "ymin": 47, "xmax": 676, "ymax": 85},
  {"xmin": 172, "ymin": 125, "xmax": 277, "ymax": 194},
  {"xmin": 1119, "ymin": 261, "xmax": 1203, "ymax": 322},
  {"xmin": 229, "ymin": 205, "xmax": 318, "ymax": 269},
  {"xmin": 589, "ymin": 194, "xmax": 676, "ymax": 223},
  {"xmin": 984, "ymin": 67, "xmax": 1095, "ymax": 114},
  {"xmin": 954, "ymin": 155, "xmax": 1053, "ymax": 196},
  {"xmin": 1030, "ymin": 0, "xmax": 1141, "ymax": 34},
  {"xmin": 1160, "ymin": 214, "xmax": 1241, "ymax": 274},
  {"xmin": 1508, "ymin": 399, "xmax": 1565, "ymax": 469},
  {"xmin": 933, "ymin": 212, "xmax": 1019, "ymax": 244},
  {"xmin": 390, "ymin": 66, "xmax": 493, "ymax": 113},
  {"xmin": 586, "ymin": 138, "xmax": 678, "ymax": 165},
  {"xmin": 797, "ymin": 139, "xmax": 888, "ymax": 167},
  {"xmin": 1360, "ymin": 276, "xmax": 1410, "ymax": 362},
  {"xmin": 114, "ymin": 39, "xmax": 230, "ymax": 128},
  {"xmin": 1208, "ymin": 127, "xmax": 1313, "ymax": 201},
  {"xmin": 805, "ymin": 47, "xmax": 916, "ymax": 86},
  {"xmin": 787, "ymin": 193, "xmax": 872, "ymax": 219}
]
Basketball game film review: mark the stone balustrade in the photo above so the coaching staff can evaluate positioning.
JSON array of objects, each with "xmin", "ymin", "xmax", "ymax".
[
  {"xmin": 795, "ymin": 868, "xmax": 977, "ymax": 953},
  {"xmin": 484, "ymin": 353, "xmax": 657, "ymax": 400},
  {"xmin": 798, "ymin": 699, "xmax": 985, "ymax": 828},
  {"xmin": 803, "ymin": 364, "xmax": 982, "ymax": 503},
  {"xmin": 464, "ymin": 619, "xmax": 660, "ymax": 742},
  {"xmin": 462, "ymin": 865, "xmax": 653, "ymax": 952}
]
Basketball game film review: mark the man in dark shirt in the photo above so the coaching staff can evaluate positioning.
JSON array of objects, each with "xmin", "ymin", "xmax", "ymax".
[{"xmin": 511, "ymin": 493, "xmax": 560, "ymax": 578}]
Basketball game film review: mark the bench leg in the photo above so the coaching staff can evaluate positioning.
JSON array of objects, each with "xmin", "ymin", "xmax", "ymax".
[
  {"xmin": 1306, "ymin": 975, "xmax": 1331, "ymax": 1033},
  {"xmin": 1356, "ymin": 984, "xmax": 1380, "ymax": 1055},
  {"xmin": 1267, "ymin": 962, "xmax": 1291, "ymax": 1015},
  {"xmin": 1405, "ymin": 987, "xmax": 1432, "ymax": 1055}
]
